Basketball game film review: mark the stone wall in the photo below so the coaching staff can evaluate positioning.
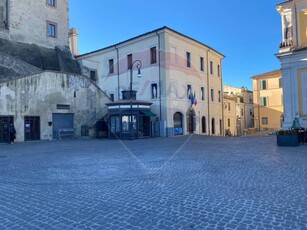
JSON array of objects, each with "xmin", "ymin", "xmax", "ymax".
[
  {"xmin": 6, "ymin": 0, "xmax": 69, "ymax": 48},
  {"xmin": 0, "ymin": 38, "xmax": 81, "ymax": 77},
  {"xmin": 0, "ymin": 71, "xmax": 110, "ymax": 142},
  {"xmin": 0, "ymin": 51, "xmax": 41, "ymax": 82}
]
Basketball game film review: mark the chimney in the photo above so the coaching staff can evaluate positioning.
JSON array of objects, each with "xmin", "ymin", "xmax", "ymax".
[{"xmin": 69, "ymin": 28, "xmax": 79, "ymax": 56}]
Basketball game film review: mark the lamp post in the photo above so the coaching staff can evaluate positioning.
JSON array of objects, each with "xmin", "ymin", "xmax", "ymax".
[{"xmin": 129, "ymin": 60, "xmax": 142, "ymax": 139}]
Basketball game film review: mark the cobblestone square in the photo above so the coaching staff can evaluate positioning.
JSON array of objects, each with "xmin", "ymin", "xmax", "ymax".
[{"xmin": 0, "ymin": 135, "xmax": 306, "ymax": 229}]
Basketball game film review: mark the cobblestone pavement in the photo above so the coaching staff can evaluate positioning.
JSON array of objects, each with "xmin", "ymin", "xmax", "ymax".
[{"xmin": 0, "ymin": 135, "xmax": 306, "ymax": 230}]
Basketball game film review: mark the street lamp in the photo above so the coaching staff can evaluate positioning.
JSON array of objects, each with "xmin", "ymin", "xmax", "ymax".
[{"xmin": 129, "ymin": 59, "xmax": 142, "ymax": 139}]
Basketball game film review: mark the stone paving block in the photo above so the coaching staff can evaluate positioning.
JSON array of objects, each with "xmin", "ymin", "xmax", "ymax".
[{"xmin": 0, "ymin": 135, "xmax": 306, "ymax": 229}]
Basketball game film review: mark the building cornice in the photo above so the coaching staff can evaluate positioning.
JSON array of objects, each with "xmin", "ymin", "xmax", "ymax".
[
  {"xmin": 250, "ymin": 70, "xmax": 281, "ymax": 79},
  {"xmin": 76, "ymin": 26, "xmax": 225, "ymax": 59}
]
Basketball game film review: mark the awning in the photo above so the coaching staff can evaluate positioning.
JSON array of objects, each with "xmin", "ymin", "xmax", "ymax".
[{"xmin": 140, "ymin": 110, "xmax": 156, "ymax": 117}]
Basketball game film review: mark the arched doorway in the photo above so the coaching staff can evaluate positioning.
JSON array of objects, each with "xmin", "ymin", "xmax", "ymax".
[
  {"xmin": 202, "ymin": 116, "xmax": 206, "ymax": 133},
  {"xmin": 211, "ymin": 118, "xmax": 215, "ymax": 135},
  {"xmin": 173, "ymin": 112, "xmax": 183, "ymax": 135},
  {"xmin": 187, "ymin": 108, "xmax": 196, "ymax": 134}
]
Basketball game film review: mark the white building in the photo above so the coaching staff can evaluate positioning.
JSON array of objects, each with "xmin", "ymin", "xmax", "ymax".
[
  {"xmin": 77, "ymin": 27, "xmax": 224, "ymax": 137},
  {"xmin": 276, "ymin": 0, "xmax": 307, "ymax": 129}
]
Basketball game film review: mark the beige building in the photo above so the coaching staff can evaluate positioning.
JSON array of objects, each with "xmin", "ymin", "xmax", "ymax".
[
  {"xmin": 276, "ymin": 0, "xmax": 307, "ymax": 129},
  {"xmin": 0, "ymin": 0, "xmax": 110, "ymax": 143},
  {"xmin": 223, "ymin": 85, "xmax": 254, "ymax": 135},
  {"xmin": 77, "ymin": 27, "xmax": 224, "ymax": 137},
  {"xmin": 223, "ymin": 93, "xmax": 237, "ymax": 136},
  {"xmin": 252, "ymin": 70, "xmax": 283, "ymax": 131},
  {"xmin": 0, "ymin": 0, "xmax": 69, "ymax": 48}
]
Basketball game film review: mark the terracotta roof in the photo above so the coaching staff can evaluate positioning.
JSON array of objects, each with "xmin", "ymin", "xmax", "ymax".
[{"xmin": 250, "ymin": 69, "xmax": 281, "ymax": 79}]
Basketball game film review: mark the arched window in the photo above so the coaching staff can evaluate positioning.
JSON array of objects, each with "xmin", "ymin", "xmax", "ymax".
[
  {"xmin": 174, "ymin": 112, "xmax": 183, "ymax": 135},
  {"xmin": 202, "ymin": 116, "xmax": 206, "ymax": 133},
  {"xmin": 212, "ymin": 118, "xmax": 215, "ymax": 135}
]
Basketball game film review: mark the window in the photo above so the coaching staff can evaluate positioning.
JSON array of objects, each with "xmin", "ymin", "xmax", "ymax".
[
  {"xmin": 47, "ymin": 22, "xmax": 57, "ymax": 38},
  {"xmin": 150, "ymin": 47, "xmax": 157, "ymax": 64},
  {"xmin": 210, "ymin": 61, "xmax": 213, "ymax": 74},
  {"xmin": 127, "ymin": 54, "xmax": 132, "ymax": 70},
  {"xmin": 110, "ymin": 94, "xmax": 114, "ymax": 102},
  {"xmin": 57, "ymin": 104, "xmax": 70, "ymax": 110},
  {"xmin": 109, "ymin": 59, "xmax": 114, "ymax": 74},
  {"xmin": 261, "ymin": 97, "xmax": 268, "ymax": 106},
  {"xmin": 262, "ymin": 117, "xmax": 268, "ymax": 125},
  {"xmin": 187, "ymin": 85, "xmax": 192, "ymax": 99},
  {"xmin": 90, "ymin": 70, "xmax": 97, "ymax": 81},
  {"xmin": 228, "ymin": 103, "xmax": 231, "ymax": 111},
  {"xmin": 186, "ymin": 52, "xmax": 191, "ymax": 68},
  {"xmin": 260, "ymin": 80, "xmax": 267, "ymax": 90},
  {"xmin": 279, "ymin": 78, "xmax": 282, "ymax": 88},
  {"xmin": 228, "ymin": 119, "xmax": 230, "ymax": 127},
  {"xmin": 110, "ymin": 116, "xmax": 120, "ymax": 132},
  {"xmin": 211, "ymin": 89, "xmax": 214, "ymax": 102},
  {"xmin": 217, "ymin": 64, "xmax": 220, "ymax": 77},
  {"xmin": 201, "ymin": 87, "xmax": 205, "ymax": 101},
  {"xmin": 211, "ymin": 118, "xmax": 215, "ymax": 135},
  {"xmin": 47, "ymin": 0, "xmax": 56, "ymax": 7},
  {"xmin": 151, "ymin": 83, "xmax": 158, "ymax": 99},
  {"xmin": 200, "ymin": 57, "xmax": 204, "ymax": 71},
  {"xmin": 241, "ymin": 108, "xmax": 244, "ymax": 116},
  {"xmin": 218, "ymin": 91, "xmax": 221, "ymax": 102}
]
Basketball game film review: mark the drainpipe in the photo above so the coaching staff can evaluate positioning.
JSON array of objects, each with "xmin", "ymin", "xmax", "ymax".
[
  {"xmin": 220, "ymin": 60, "xmax": 224, "ymax": 136},
  {"xmin": 206, "ymin": 49, "xmax": 211, "ymax": 135},
  {"xmin": 156, "ymin": 31, "xmax": 162, "ymax": 120},
  {"xmin": 115, "ymin": 46, "xmax": 120, "ymax": 100}
]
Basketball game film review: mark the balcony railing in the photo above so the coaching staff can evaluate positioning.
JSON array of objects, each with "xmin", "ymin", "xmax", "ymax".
[{"xmin": 279, "ymin": 39, "xmax": 294, "ymax": 49}]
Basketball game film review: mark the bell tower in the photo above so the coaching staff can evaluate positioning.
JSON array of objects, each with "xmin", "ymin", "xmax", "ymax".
[{"xmin": 277, "ymin": 0, "xmax": 307, "ymax": 51}]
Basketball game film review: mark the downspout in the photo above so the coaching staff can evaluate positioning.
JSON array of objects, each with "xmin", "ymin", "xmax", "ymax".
[
  {"xmin": 115, "ymin": 46, "xmax": 121, "ymax": 139},
  {"xmin": 156, "ymin": 31, "xmax": 162, "ymax": 120},
  {"xmin": 220, "ymin": 60, "xmax": 224, "ymax": 136},
  {"xmin": 115, "ymin": 46, "xmax": 120, "ymax": 100},
  {"xmin": 206, "ymin": 49, "xmax": 211, "ymax": 135}
]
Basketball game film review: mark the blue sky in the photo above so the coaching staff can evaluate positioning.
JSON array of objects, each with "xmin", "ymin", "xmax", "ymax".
[{"xmin": 70, "ymin": 0, "xmax": 282, "ymax": 90}]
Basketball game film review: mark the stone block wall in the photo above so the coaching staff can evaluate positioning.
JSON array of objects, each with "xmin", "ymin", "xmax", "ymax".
[{"xmin": 6, "ymin": 0, "xmax": 69, "ymax": 48}]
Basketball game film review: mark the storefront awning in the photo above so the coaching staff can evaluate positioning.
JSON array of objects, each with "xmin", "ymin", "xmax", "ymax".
[{"xmin": 140, "ymin": 110, "xmax": 156, "ymax": 117}]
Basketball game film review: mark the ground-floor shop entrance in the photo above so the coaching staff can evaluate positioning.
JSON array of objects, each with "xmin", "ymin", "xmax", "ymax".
[
  {"xmin": 52, "ymin": 113, "xmax": 74, "ymax": 139},
  {"xmin": 0, "ymin": 116, "xmax": 13, "ymax": 143}
]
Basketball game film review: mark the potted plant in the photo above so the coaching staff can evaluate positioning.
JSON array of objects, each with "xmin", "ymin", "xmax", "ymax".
[{"xmin": 276, "ymin": 129, "xmax": 299, "ymax": 146}]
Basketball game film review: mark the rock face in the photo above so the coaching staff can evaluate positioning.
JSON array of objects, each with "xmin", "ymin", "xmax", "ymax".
[{"xmin": 0, "ymin": 38, "xmax": 81, "ymax": 83}]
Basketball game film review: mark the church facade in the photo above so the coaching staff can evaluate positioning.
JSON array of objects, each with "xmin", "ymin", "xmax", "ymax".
[{"xmin": 276, "ymin": 0, "xmax": 307, "ymax": 129}]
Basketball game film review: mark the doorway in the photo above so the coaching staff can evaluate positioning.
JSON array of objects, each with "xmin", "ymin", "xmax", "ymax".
[
  {"xmin": 0, "ymin": 116, "xmax": 13, "ymax": 143},
  {"xmin": 187, "ymin": 109, "xmax": 195, "ymax": 134},
  {"xmin": 24, "ymin": 116, "xmax": 40, "ymax": 141}
]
